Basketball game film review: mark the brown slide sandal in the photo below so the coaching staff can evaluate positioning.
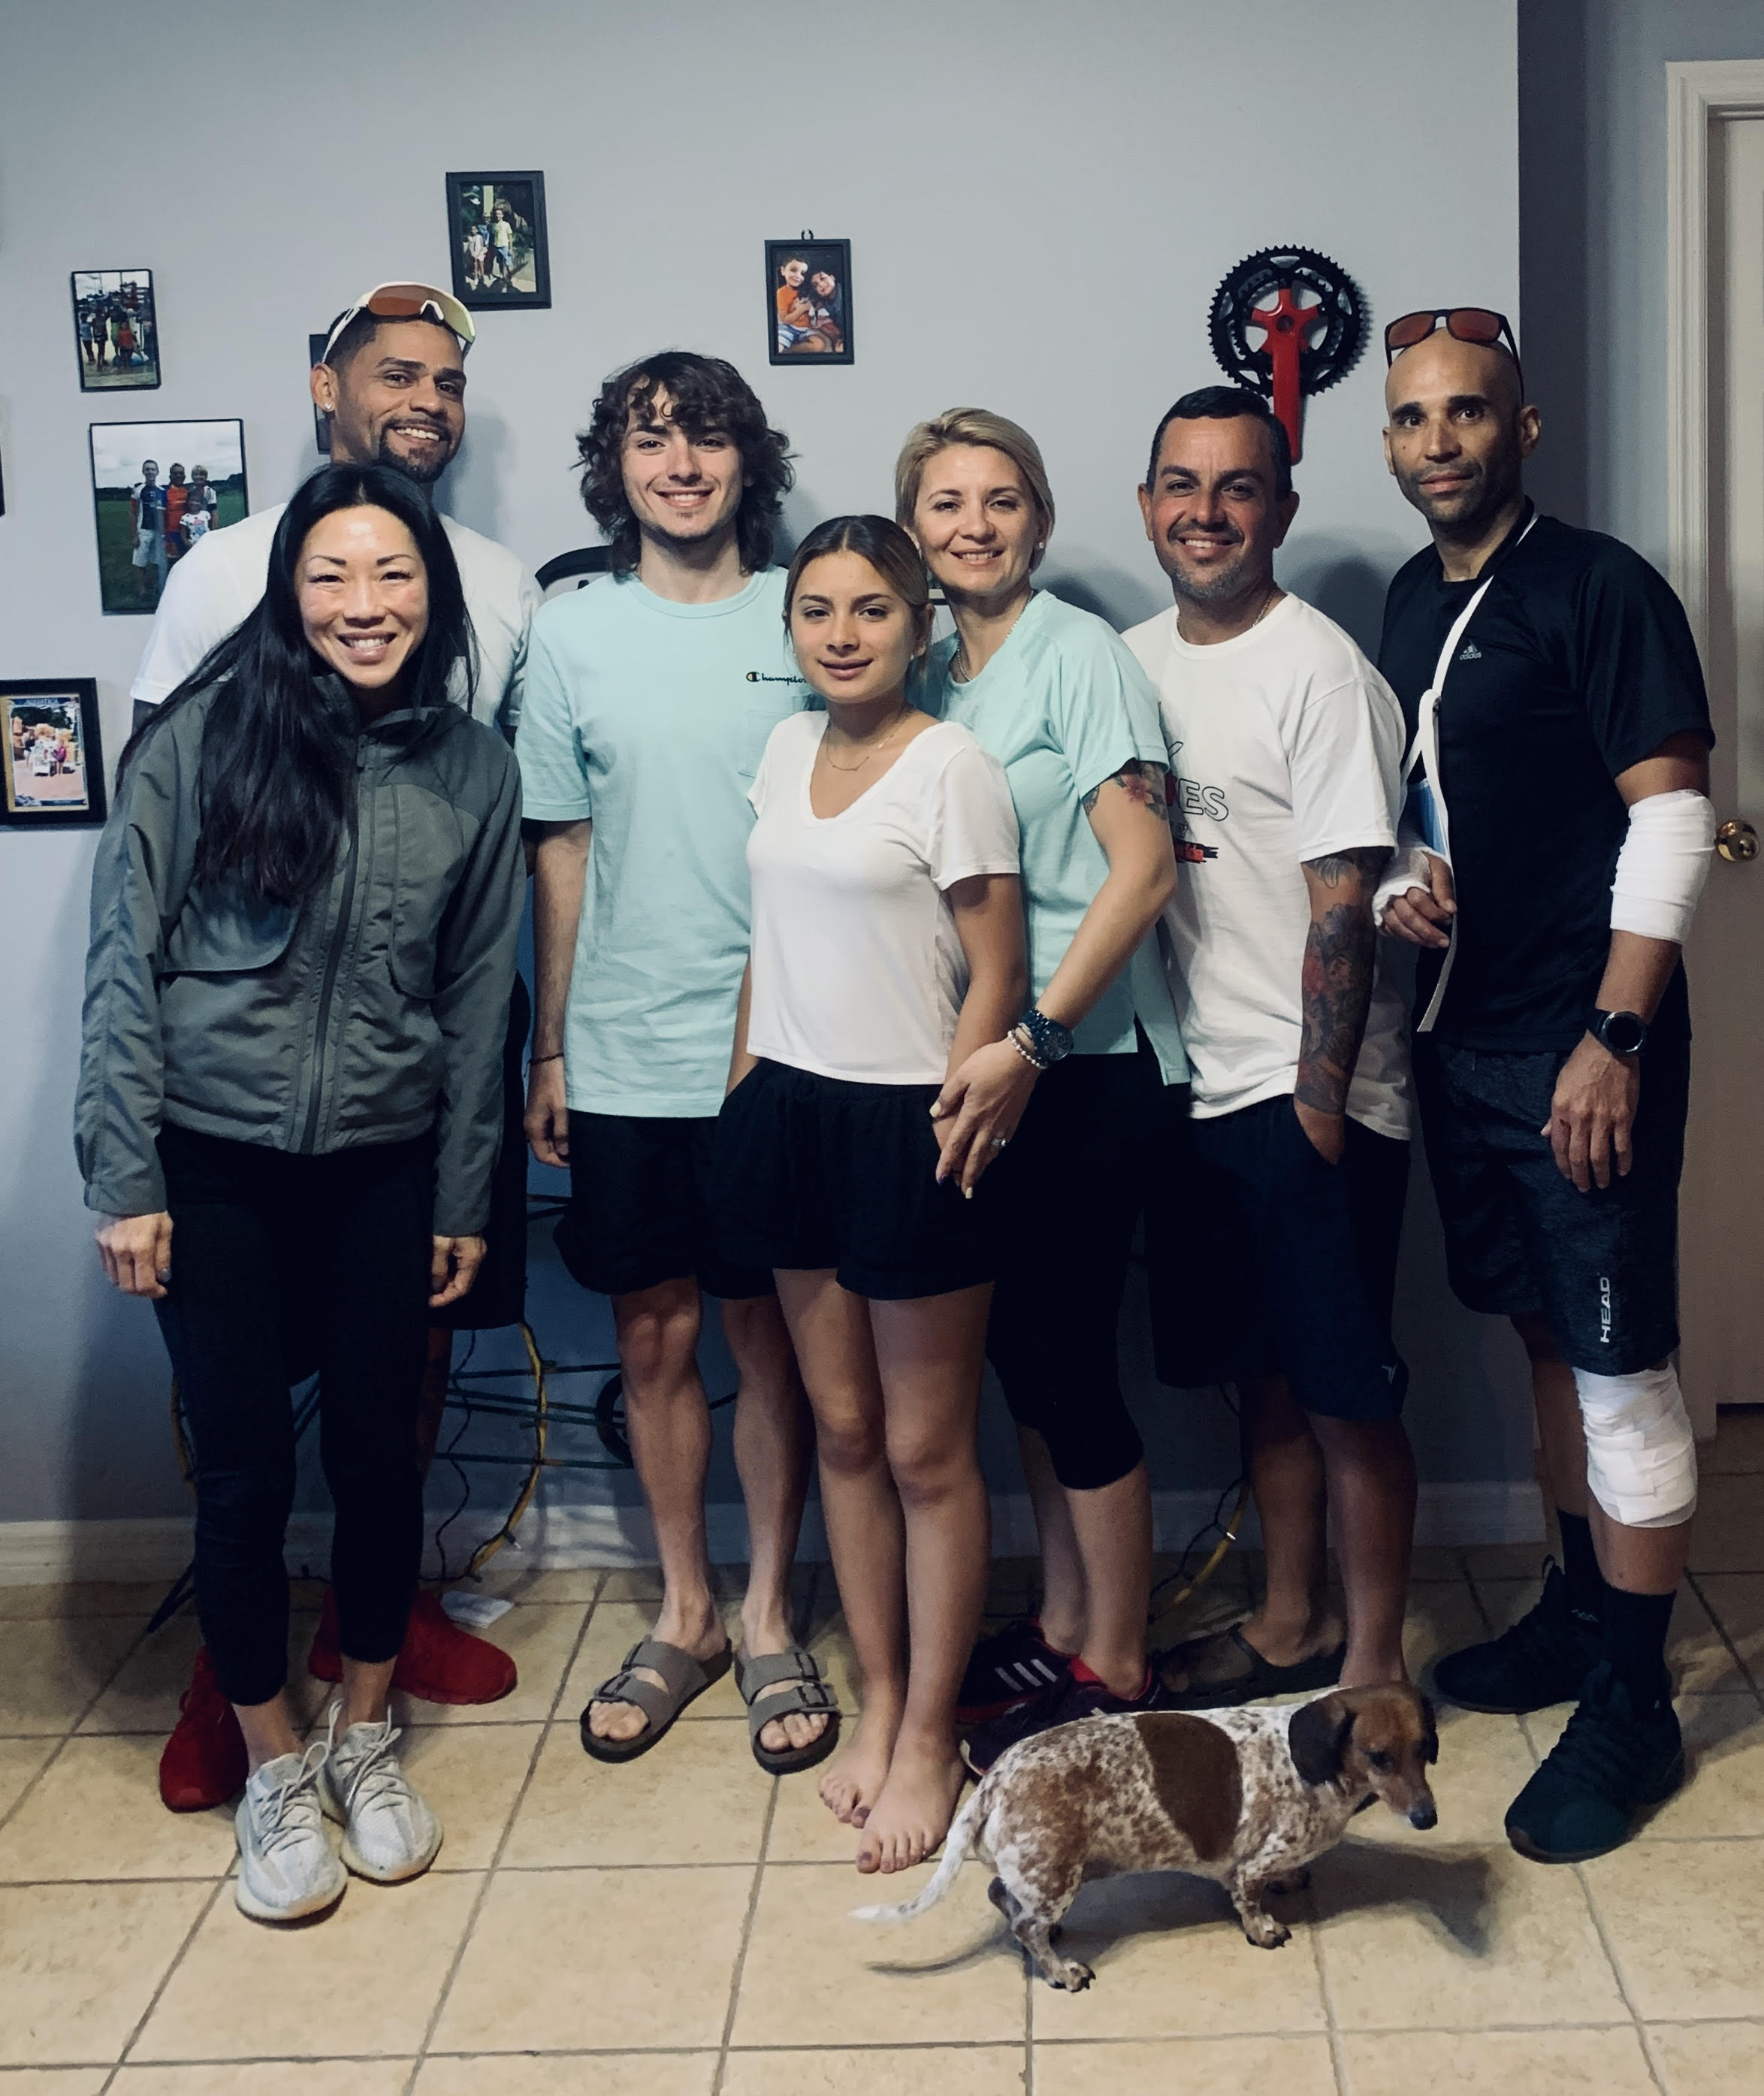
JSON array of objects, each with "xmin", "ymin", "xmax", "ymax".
[{"xmin": 579, "ymin": 1637, "xmax": 732, "ymax": 1763}]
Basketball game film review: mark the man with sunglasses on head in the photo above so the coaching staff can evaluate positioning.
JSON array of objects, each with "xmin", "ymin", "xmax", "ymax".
[
  {"xmin": 130, "ymin": 281, "xmax": 543, "ymax": 1813},
  {"xmin": 1376, "ymin": 307, "xmax": 1716, "ymax": 1863}
]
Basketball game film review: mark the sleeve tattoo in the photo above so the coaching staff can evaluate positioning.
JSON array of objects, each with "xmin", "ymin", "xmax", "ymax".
[
  {"xmin": 1295, "ymin": 846, "xmax": 1390, "ymax": 1119},
  {"xmin": 1081, "ymin": 760, "xmax": 1170, "ymax": 819}
]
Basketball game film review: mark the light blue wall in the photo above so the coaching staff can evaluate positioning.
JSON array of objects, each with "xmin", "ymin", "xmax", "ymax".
[{"xmin": 0, "ymin": 0, "xmax": 1530, "ymax": 1539}]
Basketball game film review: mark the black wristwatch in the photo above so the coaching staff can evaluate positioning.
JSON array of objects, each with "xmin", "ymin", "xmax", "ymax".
[
  {"xmin": 1590, "ymin": 1008, "xmax": 1648, "ymax": 1058},
  {"xmin": 1013, "ymin": 1008, "xmax": 1075, "ymax": 1068}
]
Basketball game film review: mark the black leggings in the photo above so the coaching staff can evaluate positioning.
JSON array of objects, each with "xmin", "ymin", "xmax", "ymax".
[
  {"xmin": 155, "ymin": 1125, "xmax": 434, "ymax": 1707},
  {"xmin": 984, "ymin": 1037, "xmax": 1177, "ymax": 1492}
]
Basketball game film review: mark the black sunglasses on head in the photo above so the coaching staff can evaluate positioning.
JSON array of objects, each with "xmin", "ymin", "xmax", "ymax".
[{"xmin": 1384, "ymin": 307, "xmax": 1524, "ymax": 394}]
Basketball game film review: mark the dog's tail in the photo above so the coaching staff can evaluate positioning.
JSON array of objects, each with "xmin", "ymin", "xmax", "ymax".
[{"xmin": 849, "ymin": 1782, "xmax": 985, "ymax": 1925}]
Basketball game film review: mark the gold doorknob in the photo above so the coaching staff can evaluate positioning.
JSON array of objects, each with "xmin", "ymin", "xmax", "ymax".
[{"xmin": 1716, "ymin": 818, "xmax": 1759, "ymax": 863}]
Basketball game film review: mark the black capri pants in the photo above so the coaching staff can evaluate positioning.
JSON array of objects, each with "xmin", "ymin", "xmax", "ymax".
[
  {"xmin": 155, "ymin": 1124, "xmax": 436, "ymax": 1708},
  {"xmin": 983, "ymin": 1033, "xmax": 1180, "ymax": 1491}
]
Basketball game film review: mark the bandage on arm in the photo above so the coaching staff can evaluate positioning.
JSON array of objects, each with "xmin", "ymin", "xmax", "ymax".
[
  {"xmin": 1373, "ymin": 819, "xmax": 1444, "ymax": 931},
  {"xmin": 1609, "ymin": 788, "xmax": 1716, "ymax": 944}
]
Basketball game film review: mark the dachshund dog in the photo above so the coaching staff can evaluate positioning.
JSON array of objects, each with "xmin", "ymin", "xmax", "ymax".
[{"xmin": 855, "ymin": 1684, "xmax": 1439, "ymax": 1990}]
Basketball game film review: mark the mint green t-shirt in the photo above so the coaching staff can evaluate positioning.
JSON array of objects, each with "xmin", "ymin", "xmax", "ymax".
[
  {"xmin": 920, "ymin": 589, "xmax": 1189, "ymax": 1081},
  {"xmin": 515, "ymin": 569, "xmax": 809, "ymax": 1116}
]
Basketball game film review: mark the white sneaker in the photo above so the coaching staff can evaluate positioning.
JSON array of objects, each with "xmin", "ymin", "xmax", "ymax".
[
  {"xmin": 317, "ymin": 1702, "xmax": 443, "ymax": 1883},
  {"xmin": 234, "ymin": 1742, "xmax": 347, "ymax": 1923}
]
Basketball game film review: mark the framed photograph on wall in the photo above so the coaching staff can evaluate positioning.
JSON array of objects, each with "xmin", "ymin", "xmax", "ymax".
[
  {"xmin": 446, "ymin": 171, "xmax": 550, "ymax": 310},
  {"xmin": 89, "ymin": 418, "xmax": 247, "ymax": 616},
  {"xmin": 2, "ymin": 681, "xmax": 106, "ymax": 828},
  {"xmin": 71, "ymin": 270, "xmax": 161, "ymax": 392},
  {"xmin": 766, "ymin": 237, "xmax": 853, "ymax": 365}
]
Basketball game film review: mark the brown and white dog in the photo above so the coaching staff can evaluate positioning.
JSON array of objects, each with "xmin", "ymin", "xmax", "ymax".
[{"xmin": 854, "ymin": 1685, "xmax": 1439, "ymax": 1990}]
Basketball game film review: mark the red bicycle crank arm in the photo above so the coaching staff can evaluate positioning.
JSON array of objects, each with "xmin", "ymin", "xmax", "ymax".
[{"xmin": 1245, "ymin": 281, "xmax": 1318, "ymax": 464}]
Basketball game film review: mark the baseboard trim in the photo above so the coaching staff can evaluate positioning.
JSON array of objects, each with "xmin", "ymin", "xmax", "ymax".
[{"xmin": 0, "ymin": 1481, "xmax": 1544, "ymax": 1586}]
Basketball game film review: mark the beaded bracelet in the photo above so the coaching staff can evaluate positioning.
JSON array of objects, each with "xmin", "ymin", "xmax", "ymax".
[{"xmin": 1007, "ymin": 1026, "xmax": 1048, "ymax": 1071}]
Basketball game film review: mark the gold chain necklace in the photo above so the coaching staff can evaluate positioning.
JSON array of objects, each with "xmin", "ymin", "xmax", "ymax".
[{"xmin": 820, "ymin": 708, "xmax": 913, "ymax": 773}]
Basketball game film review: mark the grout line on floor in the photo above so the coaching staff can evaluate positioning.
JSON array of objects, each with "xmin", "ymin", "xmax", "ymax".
[
  {"xmin": 98, "ymin": 1865, "xmax": 233, "ymax": 2091},
  {"xmin": 1567, "ymin": 1846, "xmax": 1669, "ymax": 2096},
  {"xmin": 1684, "ymin": 1569, "xmax": 1763, "ymax": 1696},
  {"xmin": 0, "ymin": 1605, "xmax": 166, "ymax": 1838},
  {"xmin": 400, "ymin": 1586, "xmax": 599, "ymax": 2096},
  {"xmin": 710, "ymin": 1759, "xmax": 781, "ymax": 2095},
  {"xmin": 1304, "ymin": 1866, "xmax": 1353, "ymax": 2096}
]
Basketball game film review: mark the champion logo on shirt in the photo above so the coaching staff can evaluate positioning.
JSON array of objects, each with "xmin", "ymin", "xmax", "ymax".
[
  {"xmin": 745, "ymin": 672, "xmax": 798, "ymax": 684},
  {"xmin": 1456, "ymin": 642, "xmax": 1483, "ymax": 661}
]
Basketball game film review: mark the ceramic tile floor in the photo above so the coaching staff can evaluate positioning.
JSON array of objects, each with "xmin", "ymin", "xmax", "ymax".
[{"xmin": 3, "ymin": 1414, "xmax": 1762, "ymax": 2093}]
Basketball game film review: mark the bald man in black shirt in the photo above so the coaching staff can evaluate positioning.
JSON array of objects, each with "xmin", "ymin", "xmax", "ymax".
[{"xmin": 1376, "ymin": 314, "xmax": 1714, "ymax": 1864}]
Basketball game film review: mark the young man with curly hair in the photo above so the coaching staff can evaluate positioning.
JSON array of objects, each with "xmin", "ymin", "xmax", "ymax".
[{"xmin": 517, "ymin": 352, "xmax": 836, "ymax": 1774}]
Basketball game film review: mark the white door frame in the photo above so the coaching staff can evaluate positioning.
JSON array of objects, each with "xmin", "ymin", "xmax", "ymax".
[
  {"xmin": 1666, "ymin": 61, "xmax": 1764, "ymax": 1436},
  {"xmin": 1666, "ymin": 59, "xmax": 1764, "ymax": 648}
]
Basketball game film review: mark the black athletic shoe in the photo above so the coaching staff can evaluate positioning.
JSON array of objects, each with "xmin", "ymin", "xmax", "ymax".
[
  {"xmin": 956, "ymin": 1620, "xmax": 1072, "ymax": 1724},
  {"xmin": 1505, "ymin": 1662, "xmax": 1684, "ymax": 1862},
  {"xmin": 962, "ymin": 1663, "xmax": 1164, "ymax": 1775},
  {"xmin": 1432, "ymin": 1559, "xmax": 1601, "ymax": 1714}
]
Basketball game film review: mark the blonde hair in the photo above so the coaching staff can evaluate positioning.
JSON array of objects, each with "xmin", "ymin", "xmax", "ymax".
[{"xmin": 893, "ymin": 408, "xmax": 1056, "ymax": 554}]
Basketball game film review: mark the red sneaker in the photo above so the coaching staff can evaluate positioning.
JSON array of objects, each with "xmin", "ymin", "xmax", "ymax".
[
  {"xmin": 307, "ymin": 1587, "xmax": 518, "ymax": 1706},
  {"xmin": 159, "ymin": 1646, "xmax": 247, "ymax": 1812}
]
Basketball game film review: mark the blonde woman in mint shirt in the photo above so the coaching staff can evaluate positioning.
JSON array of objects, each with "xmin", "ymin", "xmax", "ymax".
[{"xmin": 897, "ymin": 407, "xmax": 1187, "ymax": 1772}]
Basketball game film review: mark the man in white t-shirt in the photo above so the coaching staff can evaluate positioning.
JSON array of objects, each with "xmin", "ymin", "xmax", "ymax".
[
  {"xmin": 1125, "ymin": 386, "xmax": 1418, "ymax": 1708},
  {"xmin": 133, "ymin": 283, "xmax": 543, "ymax": 1814},
  {"xmin": 131, "ymin": 281, "xmax": 539, "ymax": 736}
]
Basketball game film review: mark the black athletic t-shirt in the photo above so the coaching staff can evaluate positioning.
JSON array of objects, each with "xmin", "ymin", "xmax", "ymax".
[{"xmin": 1377, "ymin": 506, "xmax": 1712, "ymax": 1051}]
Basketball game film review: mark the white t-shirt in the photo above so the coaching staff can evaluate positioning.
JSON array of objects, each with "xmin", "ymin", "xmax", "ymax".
[
  {"xmin": 745, "ymin": 712, "xmax": 1020, "ymax": 1086},
  {"xmin": 1122, "ymin": 594, "xmax": 1412, "ymax": 1140},
  {"xmin": 129, "ymin": 500, "xmax": 541, "ymax": 735}
]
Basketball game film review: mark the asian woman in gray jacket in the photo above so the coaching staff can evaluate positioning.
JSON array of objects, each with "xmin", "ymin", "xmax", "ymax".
[{"xmin": 77, "ymin": 464, "xmax": 524, "ymax": 1924}]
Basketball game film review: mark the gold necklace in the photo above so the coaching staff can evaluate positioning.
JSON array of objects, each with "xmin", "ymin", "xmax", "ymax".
[{"xmin": 820, "ymin": 708, "xmax": 914, "ymax": 773}]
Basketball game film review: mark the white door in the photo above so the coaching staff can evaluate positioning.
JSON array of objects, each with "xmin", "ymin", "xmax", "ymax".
[{"xmin": 1680, "ymin": 112, "xmax": 1764, "ymax": 1429}]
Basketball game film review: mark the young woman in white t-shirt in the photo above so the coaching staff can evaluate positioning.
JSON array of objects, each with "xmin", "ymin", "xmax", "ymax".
[{"xmin": 717, "ymin": 515, "xmax": 1025, "ymax": 1875}]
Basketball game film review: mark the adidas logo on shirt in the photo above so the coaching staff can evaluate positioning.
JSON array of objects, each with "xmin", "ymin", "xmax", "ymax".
[{"xmin": 1457, "ymin": 642, "xmax": 1483, "ymax": 661}]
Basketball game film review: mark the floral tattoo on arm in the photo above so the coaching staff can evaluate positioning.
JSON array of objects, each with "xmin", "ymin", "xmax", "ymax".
[
  {"xmin": 1295, "ymin": 847, "xmax": 1391, "ymax": 1119},
  {"xmin": 1081, "ymin": 760, "xmax": 1171, "ymax": 819}
]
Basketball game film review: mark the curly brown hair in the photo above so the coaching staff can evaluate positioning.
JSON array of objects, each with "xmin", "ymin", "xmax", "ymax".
[{"xmin": 575, "ymin": 350, "xmax": 793, "ymax": 576}]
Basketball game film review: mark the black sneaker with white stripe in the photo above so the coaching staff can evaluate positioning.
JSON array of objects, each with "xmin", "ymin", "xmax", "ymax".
[{"xmin": 956, "ymin": 1619, "xmax": 1071, "ymax": 1724}]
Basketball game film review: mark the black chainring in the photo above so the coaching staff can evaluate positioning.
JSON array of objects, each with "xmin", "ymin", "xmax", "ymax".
[{"xmin": 1208, "ymin": 246, "xmax": 1365, "ymax": 399}]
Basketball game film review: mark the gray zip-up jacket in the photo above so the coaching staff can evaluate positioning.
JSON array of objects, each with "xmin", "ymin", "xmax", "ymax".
[{"xmin": 76, "ymin": 677, "xmax": 524, "ymax": 1236}]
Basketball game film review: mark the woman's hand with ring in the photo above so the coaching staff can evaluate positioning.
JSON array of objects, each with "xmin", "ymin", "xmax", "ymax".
[{"xmin": 930, "ymin": 1038, "xmax": 1038, "ymax": 1196}]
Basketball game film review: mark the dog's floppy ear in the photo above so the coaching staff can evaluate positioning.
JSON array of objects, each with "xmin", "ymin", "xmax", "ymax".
[{"xmin": 1288, "ymin": 1691, "xmax": 1355, "ymax": 1787}]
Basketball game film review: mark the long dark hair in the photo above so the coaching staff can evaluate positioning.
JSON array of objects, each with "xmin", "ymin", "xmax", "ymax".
[
  {"xmin": 122, "ymin": 464, "xmax": 474, "ymax": 902},
  {"xmin": 575, "ymin": 349, "xmax": 793, "ymax": 577}
]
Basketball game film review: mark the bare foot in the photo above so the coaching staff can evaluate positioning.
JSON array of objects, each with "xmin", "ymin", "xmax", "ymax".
[
  {"xmin": 819, "ymin": 1700, "xmax": 899, "ymax": 1825},
  {"xmin": 586, "ymin": 1609, "xmax": 727, "ymax": 1746},
  {"xmin": 855, "ymin": 1735, "xmax": 966, "ymax": 1874}
]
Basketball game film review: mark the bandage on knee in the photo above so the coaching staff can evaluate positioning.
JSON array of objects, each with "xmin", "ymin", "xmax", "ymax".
[{"xmin": 1574, "ymin": 1362, "xmax": 1698, "ymax": 1529}]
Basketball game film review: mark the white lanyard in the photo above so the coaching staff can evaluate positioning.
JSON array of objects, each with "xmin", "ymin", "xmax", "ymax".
[{"xmin": 1405, "ymin": 513, "xmax": 1536, "ymax": 1032}]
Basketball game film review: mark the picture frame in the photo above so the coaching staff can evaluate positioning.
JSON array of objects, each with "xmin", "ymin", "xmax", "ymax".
[
  {"xmin": 71, "ymin": 270, "xmax": 161, "ymax": 392},
  {"xmin": 766, "ymin": 237, "xmax": 853, "ymax": 366},
  {"xmin": 446, "ymin": 172, "xmax": 551, "ymax": 310},
  {"xmin": 89, "ymin": 418, "xmax": 248, "ymax": 616},
  {"xmin": 2, "ymin": 681, "xmax": 107, "ymax": 828}
]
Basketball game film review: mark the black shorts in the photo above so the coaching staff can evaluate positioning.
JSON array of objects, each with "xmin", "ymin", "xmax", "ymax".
[
  {"xmin": 713, "ymin": 1059, "xmax": 993, "ymax": 1300},
  {"xmin": 1412, "ymin": 1033, "xmax": 1687, "ymax": 1374},
  {"xmin": 1146, "ymin": 1094, "xmax": 1410, "ymax": 1421},
  {"xmin": 555, "ymin": 1110, "xmax": 774, "ymax": 1303}
]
